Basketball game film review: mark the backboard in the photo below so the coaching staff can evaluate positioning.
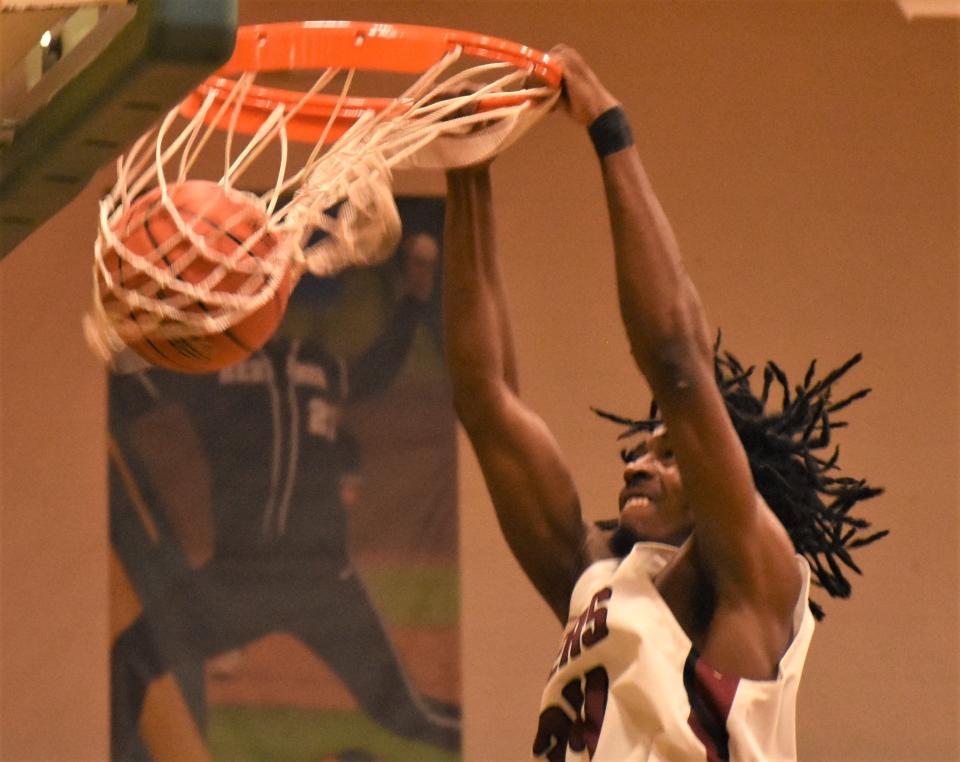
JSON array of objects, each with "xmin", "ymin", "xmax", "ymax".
[{"xmin": 0, "ymin": 0, "xmax": 237, "ymax": 258}]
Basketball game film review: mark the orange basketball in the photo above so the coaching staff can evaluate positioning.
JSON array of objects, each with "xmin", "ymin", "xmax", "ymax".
[{"xmin": 99, "ymin": 180, "xmax": 292, "ymax": 373}]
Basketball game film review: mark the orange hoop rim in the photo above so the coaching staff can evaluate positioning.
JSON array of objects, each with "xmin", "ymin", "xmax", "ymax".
[{"xmin": 179, "ymin": 20, "xmax": 562, "ymax": 145}]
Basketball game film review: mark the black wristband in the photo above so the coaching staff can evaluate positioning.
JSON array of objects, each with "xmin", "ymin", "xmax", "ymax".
[{"xmin": 588, "ymin": 105, "xmax": 634, "ymax": 159}]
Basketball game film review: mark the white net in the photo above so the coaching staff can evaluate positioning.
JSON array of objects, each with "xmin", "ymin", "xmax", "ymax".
[{"xmin": 86, "ymin": 41, "xmax": 558, "ymax": 367}]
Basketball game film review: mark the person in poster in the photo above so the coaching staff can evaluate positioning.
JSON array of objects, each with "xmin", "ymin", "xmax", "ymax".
[{"xmin": 109, "ymin": 209, "xmax": 459, "ymax": 761}]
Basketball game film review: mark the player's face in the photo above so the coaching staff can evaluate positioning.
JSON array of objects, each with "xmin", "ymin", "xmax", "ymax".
[{"xmin": 617, "ymin": 426, "xmax": 692, "ymax": 545}]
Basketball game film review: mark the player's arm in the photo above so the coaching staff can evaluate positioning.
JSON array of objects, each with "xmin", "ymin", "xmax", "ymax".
[
  {"xmin": 555, "ymin": 47, "xmax": 800, "ymax": 626},
  {"xmin": 444, "ymin": 164, "xmax": 594, "ymax": 622}
]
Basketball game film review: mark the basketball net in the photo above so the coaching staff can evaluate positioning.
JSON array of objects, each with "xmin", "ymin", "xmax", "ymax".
[{"xmin": 85, "ymin": 24, "xmax": 559, "ymax": 369}]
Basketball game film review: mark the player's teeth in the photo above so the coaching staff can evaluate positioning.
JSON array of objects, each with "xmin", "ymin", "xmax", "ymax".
[{"xmin": 625, "ymin": 496, "xmax": 650, "ymax": 509}]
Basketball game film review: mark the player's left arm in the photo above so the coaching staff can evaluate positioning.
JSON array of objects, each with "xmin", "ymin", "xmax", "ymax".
[
  {"xmin": 556, "ymin": 46, "xmax": 801, "ymax": 628},
  {"xmin": 607, "ymin": 154, "xmax": 799, "ymax": 615}
]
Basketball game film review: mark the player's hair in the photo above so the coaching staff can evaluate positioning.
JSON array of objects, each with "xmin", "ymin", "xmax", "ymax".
[{"xmin": 594, "ymin": 336, "xmax": 887, "ymax": 620}]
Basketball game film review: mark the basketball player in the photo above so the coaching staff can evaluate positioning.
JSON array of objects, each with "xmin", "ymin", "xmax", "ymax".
[
  {"xmin": 442, "ymin": 46, "xmax": 885, "ymax": 760},
  {"xmin": 110, "ymin": 250, "xmax": 459, "ymax": 760}
]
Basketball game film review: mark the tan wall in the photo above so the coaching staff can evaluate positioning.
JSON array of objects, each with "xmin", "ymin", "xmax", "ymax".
[
  {"xmin": 1, "ymin": 2, "xmax": 957, "ymax": 760},
  {"xmin": 1, "ymin": 169, "xmax": 110, "ymax": 760}
]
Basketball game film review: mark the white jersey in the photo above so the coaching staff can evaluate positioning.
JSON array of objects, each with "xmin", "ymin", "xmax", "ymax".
[{"xmin": 532, "ymin": 543, "xmax": 815, "ymax": 762}]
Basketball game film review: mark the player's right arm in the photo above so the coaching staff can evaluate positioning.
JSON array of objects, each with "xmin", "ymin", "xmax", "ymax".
[{"xmin": 443, "ymin": 165, "xmax": 593, "ymax": 622}]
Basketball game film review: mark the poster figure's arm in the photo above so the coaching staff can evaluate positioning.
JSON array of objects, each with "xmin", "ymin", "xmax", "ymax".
[
  {"xmin": 348, "ymin": 240, "xmax": 440, "ymax": 401},
  {"xmin": 110, "ymin": 372, "xmax": 215, "ymax": 569}
]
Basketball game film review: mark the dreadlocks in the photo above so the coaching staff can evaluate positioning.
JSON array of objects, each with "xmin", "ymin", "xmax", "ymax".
[{"xmin": 594, "ymin": 336, "xmax": 887, "ymax": 620}]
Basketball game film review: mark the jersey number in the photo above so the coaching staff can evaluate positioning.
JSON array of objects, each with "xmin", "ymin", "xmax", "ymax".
[{"xmin": 532, "ymin": 666, "xmax": 609, "ymax": 761}]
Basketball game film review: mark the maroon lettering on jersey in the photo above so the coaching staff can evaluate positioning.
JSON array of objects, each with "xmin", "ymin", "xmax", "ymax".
[
  {"xmin": 580, "ymin": 587, "xmax": 611, "ymax": 648},
  {"xmin": 551, "ymin": 587, "xmax": 613, "ymax": 675},
  {"xmin": 556, "ymin": 612, "xmax": 586, "ymax": 671},
  {"xmin": 533, "ymin": 666, "xmax": 610, "ymax": 760},
  {"xmin": 532, "ymin": 705, "xmax": 574, "ymax": 762},
  {"xmin": 581, "ymin": 666, "xmax": 609, "ymax": 754}
]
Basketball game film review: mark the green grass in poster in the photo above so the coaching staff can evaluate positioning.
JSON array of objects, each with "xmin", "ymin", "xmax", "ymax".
[
  {"xmin": 208, "ymin": 705, "xmax": 460, "ymax": 762},
  {"xmin": 359, "ymin": 565, "xmax": 460, "ymax": 628}
]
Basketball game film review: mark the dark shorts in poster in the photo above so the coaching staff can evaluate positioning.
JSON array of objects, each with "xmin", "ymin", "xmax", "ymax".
[{"xmin": 108, "ymin": 197, "xmax": 460, "ymax": 762}]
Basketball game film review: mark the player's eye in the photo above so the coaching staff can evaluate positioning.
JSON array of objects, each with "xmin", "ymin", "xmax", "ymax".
[
  {"xmin": 653, "ymin": 436, "xmax": 674, "ymax": 461},
  {"xmin": 621, "ymin": 442, "xmax": 647, "ymax": 463}
]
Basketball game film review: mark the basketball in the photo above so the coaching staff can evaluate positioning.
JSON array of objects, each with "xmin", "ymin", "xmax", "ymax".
[{"xmin": 98, "ymin": 180, "xmax": 292, "ymax": 373}]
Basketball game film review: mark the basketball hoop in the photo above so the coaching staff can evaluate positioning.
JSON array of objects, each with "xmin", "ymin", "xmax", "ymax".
[{"xmin": 86, "ymin": 20, "xmax": 561, "ymax": 373}]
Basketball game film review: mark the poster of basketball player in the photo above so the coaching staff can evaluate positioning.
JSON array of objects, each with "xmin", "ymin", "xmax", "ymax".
[{"xmin": 108, "ymin": 197, "xmax": 461, "ymax": 762}]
